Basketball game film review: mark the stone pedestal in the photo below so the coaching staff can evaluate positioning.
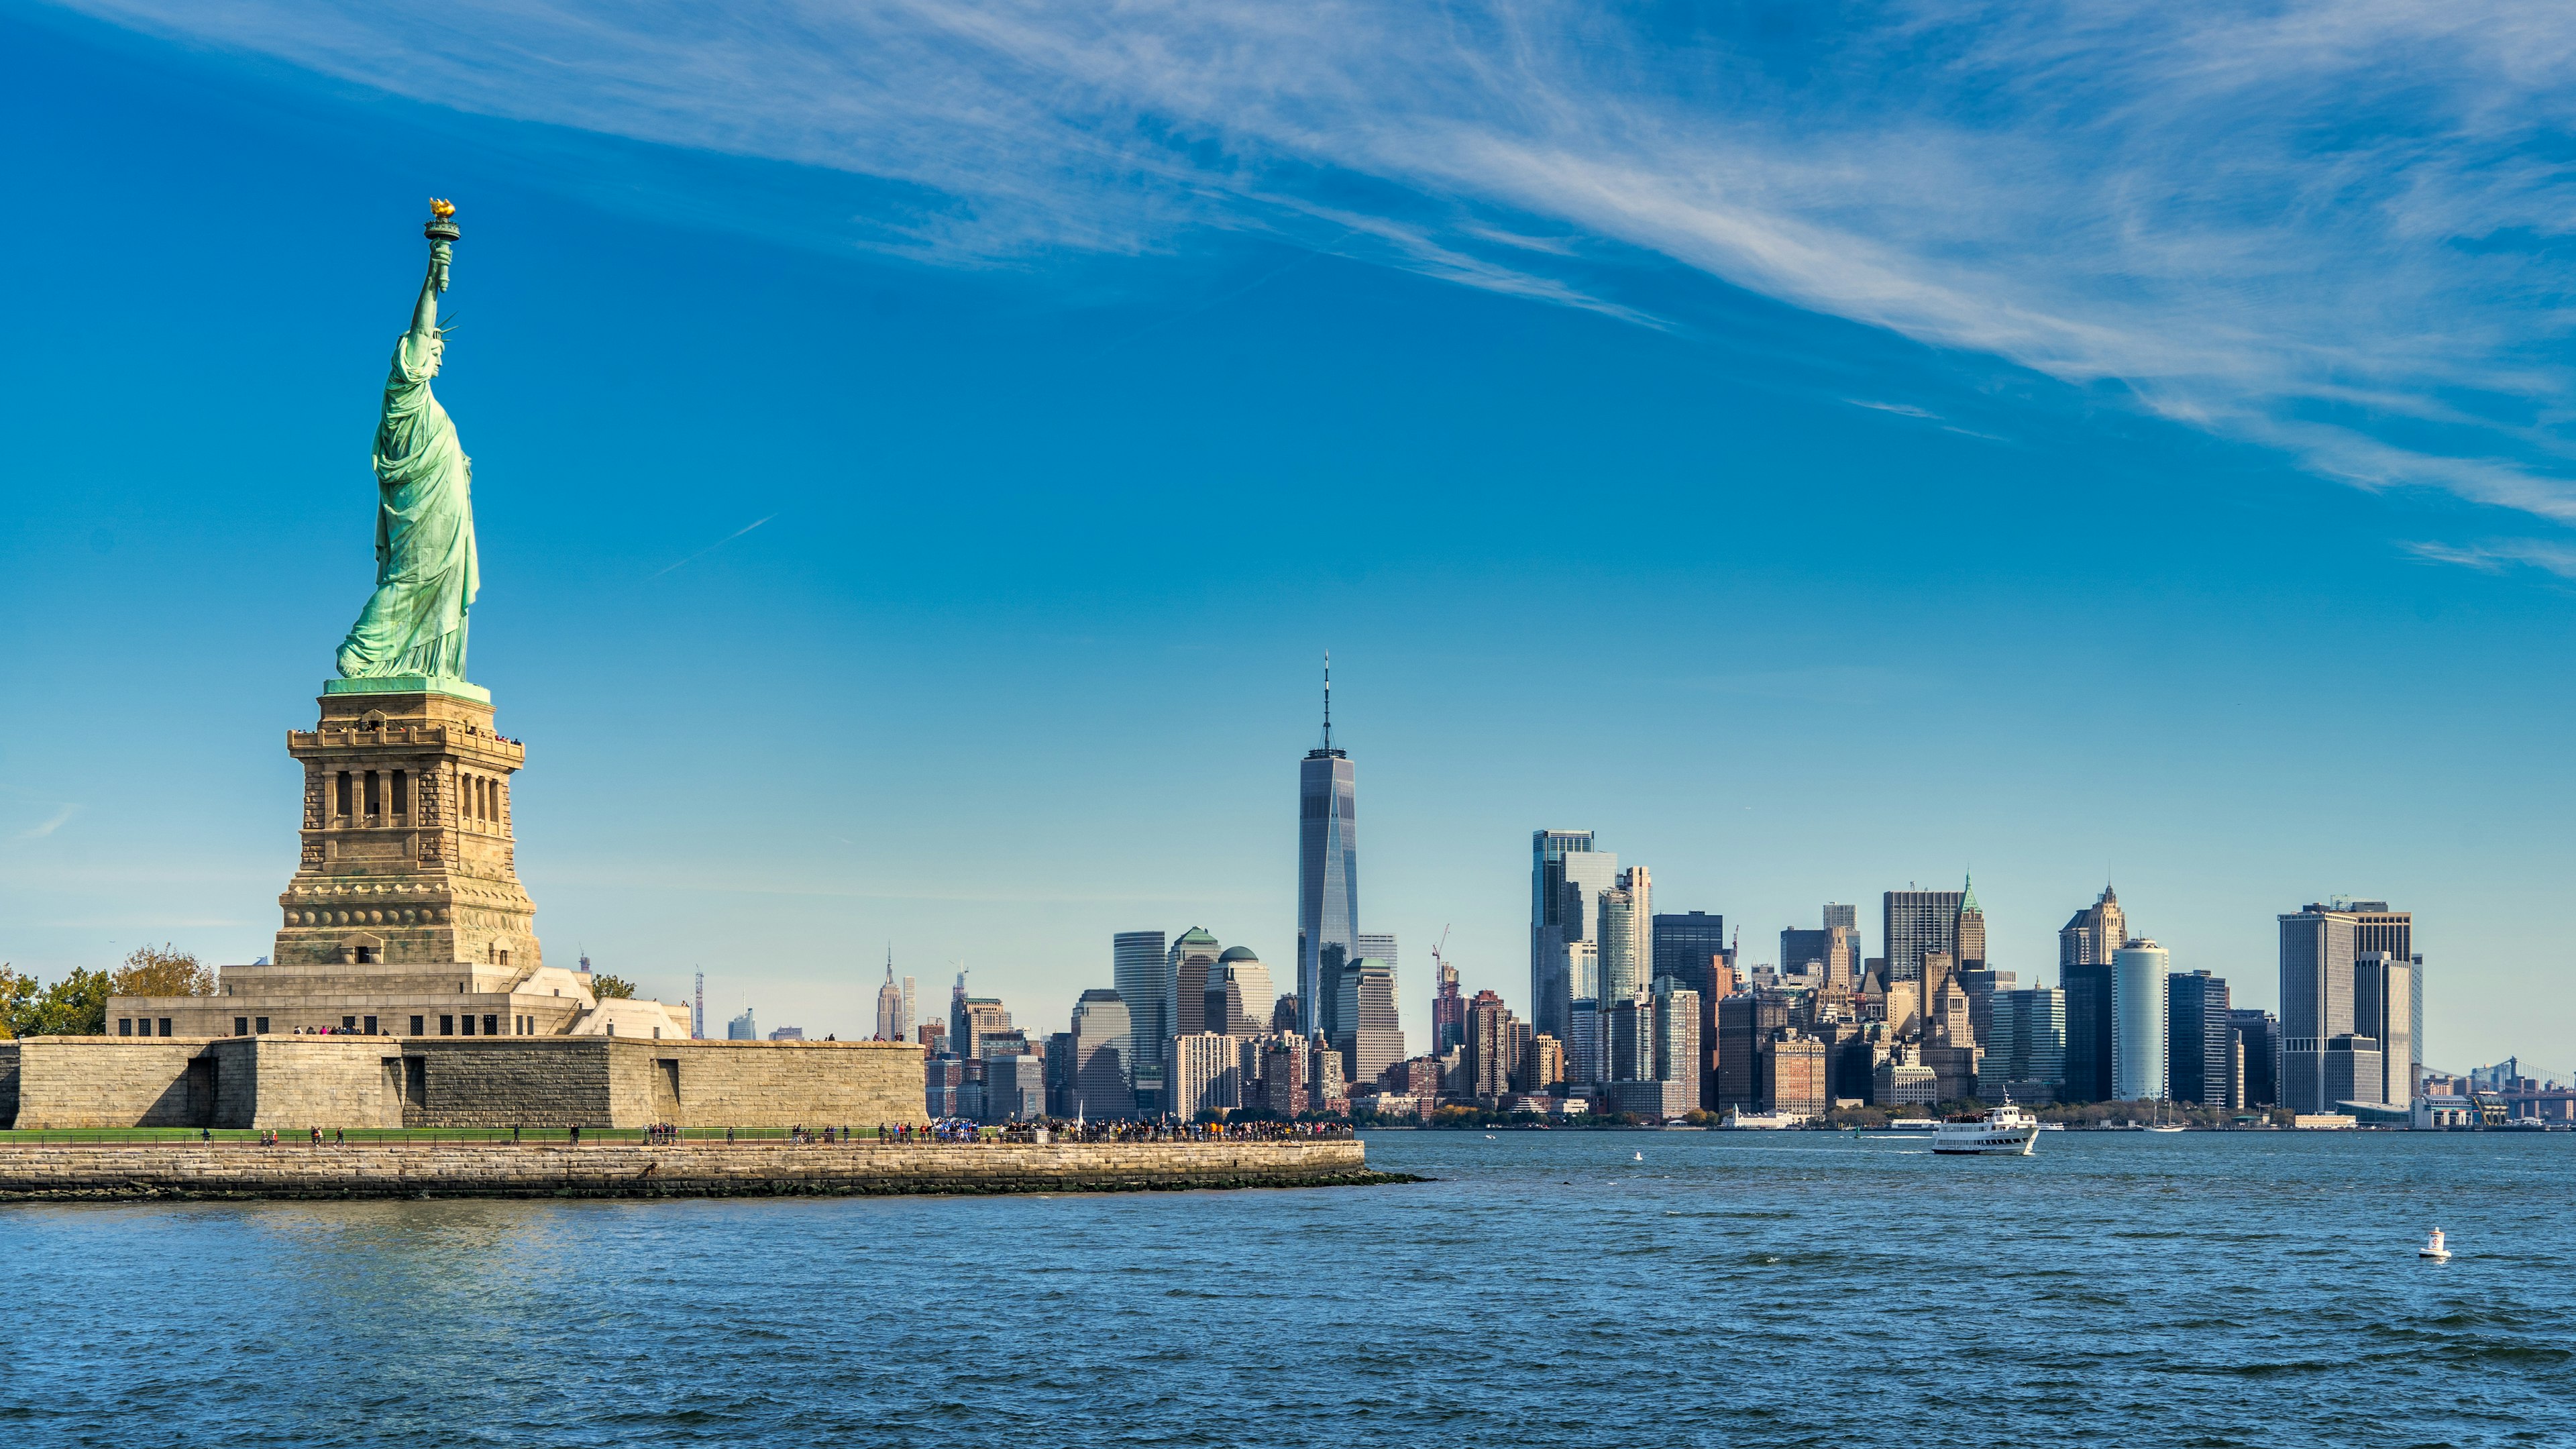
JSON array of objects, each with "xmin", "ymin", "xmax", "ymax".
[{"xmin": 278, "ymin": 680, "xmax": 538, "ymax": 977}]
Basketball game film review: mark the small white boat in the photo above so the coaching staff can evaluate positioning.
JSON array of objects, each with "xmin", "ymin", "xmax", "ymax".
[
  {"xmin": 1933, "ymin": 1099, "xmax": 2040, "ymax": 1156},
  {"xmin": 1884, "ymin": 1118, "xmax": 1939, "ymax": 1132},
  {"xmin": 2420, "ymin": 1228, "xmax": 2451, "ymax": 1261},
  {"xmin": 1632, "ymin": 1150, "xmax": 1644, "ymax": 1161}
]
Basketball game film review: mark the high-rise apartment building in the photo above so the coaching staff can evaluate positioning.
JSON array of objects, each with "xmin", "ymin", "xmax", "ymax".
[
  {"xmin": 2166, "ymin": 970, "xmax": 2233, "ymax": 1108},
  {"xmin": 1598, "ymin": 867, "xmax": 1653, "ymax": 1002},
  {"xmin": 1462, "ymin": 989, "xmax": 1521, "ymax": 1100},
  {"xmin": 1654, "ymin": 909, "xmax": 1728, "ymax": 1110},
  {"xmin": 951, "ymin": 991, "xmax": 1010, "ymax": 1065},
  {"xmin": 1531, "ymin": 830, "xmax": 1619, "ymax": 1042},
  {"xmin": 1780, "ymin": 914, "xmax": 1859, "ymax": 991},
  {"xmin": 2231, "ymin": 1008, "xmax": 2280, "ymax": 1109},
  {"xmin": 1297, "ymin": 663, "xmax": 1358, "ymax": 1040},
  {"xmin": 1334, "ymin": 957, "xmax": 1404, "ymax": 1087},
  {"xmin": 1649, "ymin": 976, "xmax": 1700, "ymax": 1090},
  {"xmin": 1882, "ymin": 888, "xmax": 1966, "ymax": 984},
  {"xmin": 727, "ymin": 1008, "xmax": 757, "ymax": 1042},
  {"xmin": 1431, "ymin": 948, "xmax": 1464, "ymax": 1055},
  {"xmin": 1169, "ymin": 1032, "xmax": 1240, "ymax": 1118},
  {"xmin": 1565, "ymin": 998, "xmax": 1603, "ymax": 1087},
  {"xmin": 1976, "ymin": 986, "xmax": 2067, "ymax": 1100},
  {"xmin": 1767, "ymin": 1029, "xmax": 1828, "ymax": 1117},
  {"xmin": 2110, "ymin": 938, "xmax": 2168, "ymax": 1102}
]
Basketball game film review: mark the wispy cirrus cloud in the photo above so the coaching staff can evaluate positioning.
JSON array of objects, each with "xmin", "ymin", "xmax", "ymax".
[
  {"xmin": 18, "ymin": 804, "xmax": 80, "ymax": 840},
  {"xmin": 56, "ymin": 0, "xmax": 2576, "ymax": 532}
]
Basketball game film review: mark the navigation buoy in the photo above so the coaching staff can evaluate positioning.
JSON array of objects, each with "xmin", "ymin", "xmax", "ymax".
[{"xmin": 2420, "ymin": 1228, "xmax": 2451, "ymax": 1261}]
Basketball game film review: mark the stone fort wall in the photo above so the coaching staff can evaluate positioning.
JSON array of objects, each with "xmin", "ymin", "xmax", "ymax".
[
  {"xmin": 0, "ymin": 1037, "xmax": 923, "ymax": 1131},
  {"xmin": 0, "ymin": 1139, "xmax": 1379, "ymax": 1199}
]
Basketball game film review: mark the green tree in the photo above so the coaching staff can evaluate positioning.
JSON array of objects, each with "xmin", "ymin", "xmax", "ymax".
[
  {"xmin": 0, "ymin": 965, "xmax": 31, "ymax": 1040},
  {"xmin": 7, "ymin": 967, "xmax": 111, "ymax": 1038},
  {"xmin": 109, "ymin": 943, "xmax": 213, "ymax": 998},
  {"xmin": 590, "ymin": 974, "xmax": 638, "ymax": 1000}
]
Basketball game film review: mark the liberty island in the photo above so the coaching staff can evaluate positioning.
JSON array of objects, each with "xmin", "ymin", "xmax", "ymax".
[{"xmin": 0, "ymin": 203, "xmax": 1376, "ymax": 1199}]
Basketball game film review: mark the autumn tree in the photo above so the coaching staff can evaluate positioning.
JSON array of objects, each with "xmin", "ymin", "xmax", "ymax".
[{"xmin": 110, "ymin": 943, "xmax": 214, "ymax": 998}]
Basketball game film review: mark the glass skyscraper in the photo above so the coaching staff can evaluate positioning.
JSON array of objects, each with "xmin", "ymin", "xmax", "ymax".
[
  {"xmin": 1530, "ymin": 830, "xmax": 1617, "ymax": 1042},
  {"xmin": 1298, "ymin": 663, "xmax": 1358, "ymax": 1038},
  {"xmin": 1112, "ymin": 930, "xmax": 1171, "ymax": 1107}
]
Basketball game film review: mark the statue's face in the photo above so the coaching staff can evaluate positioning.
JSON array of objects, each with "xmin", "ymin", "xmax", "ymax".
[{"xmin": 423, "ymin": 334, "xmax": 446, "ymax": 376}]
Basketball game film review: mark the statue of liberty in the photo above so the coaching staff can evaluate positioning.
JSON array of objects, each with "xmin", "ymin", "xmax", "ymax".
[{"xmin": 335, "ymin": 200, "xmax": 478, "ymax": 683}]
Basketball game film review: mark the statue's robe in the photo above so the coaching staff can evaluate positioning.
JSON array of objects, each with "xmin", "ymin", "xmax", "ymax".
[{"xmin": 335, "ymin": 327, "xmax": 478, "ymax": 680}]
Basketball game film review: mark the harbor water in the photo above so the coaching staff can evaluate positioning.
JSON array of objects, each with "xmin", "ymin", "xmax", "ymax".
[{"xmin": 3, "ymin": 1129, "xmax": 2567, "ymax": 1446}]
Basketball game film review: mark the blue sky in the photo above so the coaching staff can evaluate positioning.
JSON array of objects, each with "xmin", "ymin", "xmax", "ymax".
[{"xmin": 6, "ymin": 3, "xmax": 2575, "ymax": 1072}]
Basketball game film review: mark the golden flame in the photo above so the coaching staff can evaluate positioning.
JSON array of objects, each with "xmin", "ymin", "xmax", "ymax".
[{"xmin": 429, "ymin": 198, "xmax": 455, "ymax": 219}]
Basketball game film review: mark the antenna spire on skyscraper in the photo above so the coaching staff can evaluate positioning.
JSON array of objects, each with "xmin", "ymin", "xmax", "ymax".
[{"xmin": 1322, "ymin": 649, "xmax": 1332, "ymax": 751}]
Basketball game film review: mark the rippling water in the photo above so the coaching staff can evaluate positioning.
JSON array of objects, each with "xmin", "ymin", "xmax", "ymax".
[{"xmin": 3, "ymin": 1130, "xmax": 2569, "ymax": 1446}]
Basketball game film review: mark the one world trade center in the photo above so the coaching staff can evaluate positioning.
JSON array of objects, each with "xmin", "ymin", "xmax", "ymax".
[{"xmin": 1298, "ymin": 656, "xmax": 1358, "ymax": 1040}]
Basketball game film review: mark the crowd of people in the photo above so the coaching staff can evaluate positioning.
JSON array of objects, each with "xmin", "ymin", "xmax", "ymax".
[
  {"xmin": 877, "ymin": 1118, "xmax": 1355, "ymax": 1144},
  {"xmin": 235, "ymin": 1120, "xmax": 1358, "ymax": 1146}
]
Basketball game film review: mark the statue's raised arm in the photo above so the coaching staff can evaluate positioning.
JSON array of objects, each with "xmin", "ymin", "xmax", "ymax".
[{"xmin": 334, "ymin": 200, "xmax": 482, "ymax": 686}]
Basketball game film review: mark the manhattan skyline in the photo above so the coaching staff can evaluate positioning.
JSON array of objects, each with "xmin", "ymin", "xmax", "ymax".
[{"xmin": 7, "ymin": 7, "xmax": 2576, "ymax": 1071}]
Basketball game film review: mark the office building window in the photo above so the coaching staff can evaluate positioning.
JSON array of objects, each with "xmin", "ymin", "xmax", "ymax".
[
  {"xmin": 410, "ymin": 1016, "xmax": 424, "ymax": 1036},
  {"xmin": 461, "ymin": 1014, "xmax": 476, "ymax": 1036},
  {"xmin": 482, "ymin": 1014, "xmax": 498, "ymax": 1037},
  {"xmin": 235, "ymin": 1017, "xmax": 248, "ymax": 1036},
  {"xmin": 439, "ymin": 1014, "xmax": 454, "ymax": 1036},
  {"xmin": 159, "ymin": 1018, "xmax": 172, "ymax": 1036},
  {"xmin": 364, "ymin": 1016, "xmax": 378, "ymax": 1035},
  {"xmin": 118, "ymin": 1018, "xmax": 132, "ymax": 1036},
  {"xmin": 255, "ymin": 1017, "xmax": 270, "ymax": 1034}
]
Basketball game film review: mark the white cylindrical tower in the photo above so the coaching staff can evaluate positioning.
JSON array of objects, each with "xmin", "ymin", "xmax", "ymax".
[{"xmin": 2112, "ymin": 938, "xmax": 2170, "ymax": 1102}]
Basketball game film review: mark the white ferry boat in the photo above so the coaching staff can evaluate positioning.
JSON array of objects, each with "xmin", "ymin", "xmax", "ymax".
[{"xmin": 1932, "ymin": 1100, "xmax": 2040, "ymax": 1156}]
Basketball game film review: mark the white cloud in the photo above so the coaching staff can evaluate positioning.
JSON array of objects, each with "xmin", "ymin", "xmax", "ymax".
[
  {"xmin": 18, "ymin": 804, "xmax": 80, "ymax": 840},
  {"xmin": 56, "ymin": 0, "xmax": 2576, "ymax": 529}
]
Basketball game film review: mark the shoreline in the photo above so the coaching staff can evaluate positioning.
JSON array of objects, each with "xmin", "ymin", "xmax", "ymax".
[{"xmin": 0, "ymin": 1139, "xmax": 1411, "ymax": 1202}]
